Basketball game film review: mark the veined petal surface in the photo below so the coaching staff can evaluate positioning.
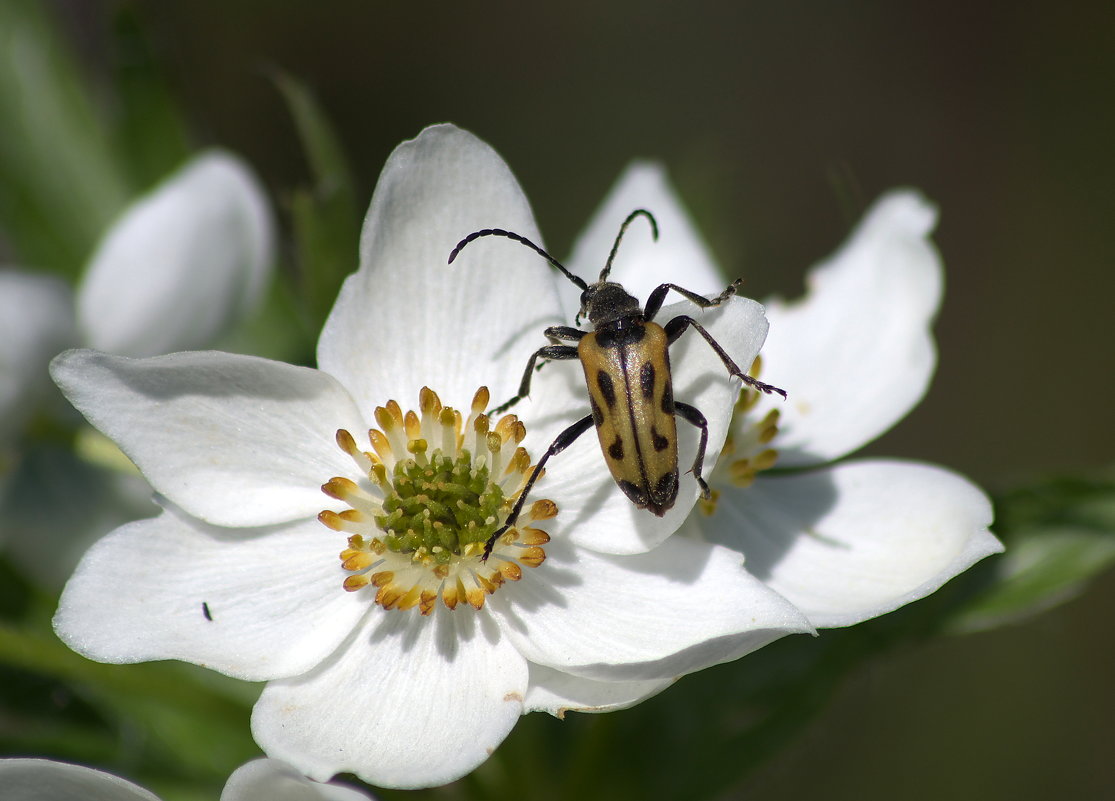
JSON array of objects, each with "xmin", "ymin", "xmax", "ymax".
[
  {"xmin": 488, "ymin": 534, "xmax": 810, "ymax": 682},
  {"xmin": 318, "ymin": 124, "xmax": 568, "ymax": 422},
  {"xmin": 54, "ymin": 507, "xmax": 367, "ymax": 680},
  {"xmin": 253, "ymin": 608, "xmax": 528, "ymax": 789},
  {"xmin": 50, "ymin": 350, "xmax": 366, "ymax": 527},
  {"xmin": 757, "ymin": 190, "xmax": 943, "ymax": 465},
  {"xmin": 708, "ymin": 459, "xmax": 1000, "ymax": 628}
]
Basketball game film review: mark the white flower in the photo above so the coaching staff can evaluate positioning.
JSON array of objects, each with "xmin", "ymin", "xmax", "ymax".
[
  {"xmin": 571, "ymin": 164, "xmax": 1002, "ymax": 629},
  {"xmin": 51, "ymin": 125, "xmax": 812, "ymax": 789},
  {"xmin": 3, "ymin": 150, "xmax": 273, "ymax": 378},
  {"xmin": 0, "ymin": 150, "xmax": 274, "ymax": 580},
  {"xmin": 2, "ymin": 150, "xmax": 272, "ymax": 443},
  {"xmin": 0, "ymin": 757, "xmax": 375, "ymax": 801},
  {"xmin": 75, "ymin": 151, "xmax": 274, "ymax": 358}
]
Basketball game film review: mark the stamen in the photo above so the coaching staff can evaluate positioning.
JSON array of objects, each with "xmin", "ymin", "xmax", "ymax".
[
  {"xmin": 368, "ymin": 429, "xmax": 393, "ymax": 464},
  {"xmin": 703, "ymin": 358, "xmax": 784, "ymax": 513},
  {"xmin": 321, "ymin": 387, "xmax": 555, "ymax": 615},
  {"xmin": 471, "ymin": 386, "xmax": 490, "ymax": 417}
]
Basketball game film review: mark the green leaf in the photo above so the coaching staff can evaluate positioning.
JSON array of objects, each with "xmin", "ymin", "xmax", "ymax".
[
  {"xmin": 946, "ymin": 469, "xmax": 1115, "ymax": 633},
  {"xmin": 105, "ymin": 3, "xmax": 193, "ymax": 189},
  {"xmin": 947, "ymin": 524, "xmax": 1115, "ymax": 633},
  {"xmin": 271, "ymin": 70, "xmax": 361, "ymax": 330},
  {"xmin": 288, "ymin": 186, "xmax": 360, "ymax": 327},
  {"xmin": 994, "ymin": 470, "xmax": 1115, "ymax": 533},
  {"xmin": 270, "ymin": 71, "xmax": 356, "ymax": 204},
  {"xmin": 0, "ymin": 0, "xmax": 131, "ymax": 274}
]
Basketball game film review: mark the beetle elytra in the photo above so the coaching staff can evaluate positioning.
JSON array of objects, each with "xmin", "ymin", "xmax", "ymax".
[{"xmin": 448, "ymin": 209, "xmax": 785, "ymax": 559}]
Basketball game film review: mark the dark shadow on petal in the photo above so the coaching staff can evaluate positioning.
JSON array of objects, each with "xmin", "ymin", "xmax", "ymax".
[
  {"xmin": 704, "ymin": 462, "xmax": 840, "ymax": 583},
  {"xmin": 485, "ymin": 536, "xmax": 586, "ymax": 635},
  {"xmin": 570, "ymin": 625, "xmax": 801, "ymax": 683},
  {"xmin": 366, "ymin": 604, "xmax": 426, "ymax": 652},
  {"xmin": 488, "ymin": 311, "xmax": 566, "ymax": 360}
]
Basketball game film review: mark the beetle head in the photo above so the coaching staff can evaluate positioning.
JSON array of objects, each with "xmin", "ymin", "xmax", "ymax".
[{"xmin": 579, "ymin": 281, "xmax": 642, "ymax": 326}]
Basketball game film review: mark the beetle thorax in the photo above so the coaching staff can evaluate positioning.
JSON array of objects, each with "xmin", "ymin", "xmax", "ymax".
[{"xmin": 581, "ymin": 282, "xmax": 643, "ymax": 327}]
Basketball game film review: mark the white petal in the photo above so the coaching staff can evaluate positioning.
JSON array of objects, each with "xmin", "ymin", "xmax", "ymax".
[
  {"xmin": 487, "ymin": 536, "xmax": 811, "ymax": 682},
  {"xmin": 318, "ymin": 124, "xmax": 566, "ymax": 421},
  {"xmin": 78, "ymin": 151, "xmax": 275, "ymax": 357},
  {"xmin": 565, "ymin": 163, "xmax": 727, "ymax": 318},
  {"xmin": 708, "ymin": 459, "xmax": 1001, "ymax": 628},
  {"xmin": 524, "ymin": 663, "xmax": 673, "ymax": 716},
  {"xmin": 0, "ymin": 758, "xmax": 162, "ymax": 801},
  {"xmin": 54, "ymin": 507, "xmax": 367, "ymax": 681},
  {"xmin": 0, "ymin": 270, "xmax": 75, "ymax": 444},
  {"xmin": 540, "ymin": 295, "xmax": 770, "ymax": 554},
  {"xmin": 222, "ymin": 759, "xmax": 374, "ymax": 801},
  {"xmin": 50, "ymin": 349, "xmax": 365, "ymax": 527},
  {"xmin": 756, "ymin": 190, "xmax": 943, "ymax": 465},
  {"xmin": 253, "ymin": 608, "xmax": 527, "ymax": 789}
]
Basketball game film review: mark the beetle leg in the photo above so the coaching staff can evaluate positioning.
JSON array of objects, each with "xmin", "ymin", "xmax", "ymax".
[
  {"xmin": 544, "ymin": 325, "xmax": 587, "ymax": 343},
  {"xmin": 663, "ymin": 315, "xmax": 787, "ymax": 398},
  {"xmin": 644, "ymin": 279, "xmax": 742, "ymax": 320},
  {"xmin": 491, "ymin": 344, "xmax": 580, "ymax": 415},
  {"xmin": 673, "ymin": 401, "xmax": 712, "ymax": 498},
  {"xmin": 483, "ymin": 413, "xmax": 595, "ymax": 560},
  {"xmin": 491, "ymin": 326, "xmax": 585, "ymax": 415}
]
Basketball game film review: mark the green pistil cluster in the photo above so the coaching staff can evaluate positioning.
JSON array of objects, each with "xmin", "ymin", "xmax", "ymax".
[{"xmin": 375, "ymin": 451, "xmax": 504, "ymax": 561}]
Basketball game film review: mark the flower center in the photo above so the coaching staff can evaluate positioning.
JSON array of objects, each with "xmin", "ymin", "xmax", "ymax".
[
  {"xmin": 701, "ymin": 356, "xmax": 782, "ymax": 514},
  {"xmin": 319, "ymin": 386, "xmax": 554, "ymax": 615}
]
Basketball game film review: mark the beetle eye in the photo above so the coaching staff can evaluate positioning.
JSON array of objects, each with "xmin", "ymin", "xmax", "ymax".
[{"xmin": 576, "ymin": 289, "xmax": 593, "ymax": 325}]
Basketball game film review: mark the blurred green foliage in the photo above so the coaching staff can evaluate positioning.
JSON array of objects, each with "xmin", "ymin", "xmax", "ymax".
[{"xmin": 0, "ymin": 0, "xmax": 183, "ymax": 276}]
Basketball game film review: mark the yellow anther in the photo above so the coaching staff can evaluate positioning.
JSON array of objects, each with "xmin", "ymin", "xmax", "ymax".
[
  {"xmin": 321, "ymin": 476, "xmax": 359, "ymax": 501},
  {"xmin": 529, "ymin": 499, "xmax": 558, "ymax": 520},
  {"xmin": 323, "ymin": 387, "xmax": 554, "ymax": 615},
  {"xmin": 419, "ymin": 386, "xmax": 442, "ymax": 417},
  {"xmin": 471, "ymin": 386, "xmax": 490, "ymax": 415},
  {"xmin": 404, "ymin": 410, "xmax": 421, "ymax": 440},
  {"xmin": 343, "ymin": 575, "xmax": 370, "ymax": 592}
]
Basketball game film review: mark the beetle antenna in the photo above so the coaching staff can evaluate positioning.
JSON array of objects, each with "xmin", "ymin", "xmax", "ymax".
[
  {"xmin": 449, "ymin": 228, "xmax": 589, "ymax": 291},
  {"xmin": 599, "ymin": 208, "xmax": 658, "ymax": 282}
]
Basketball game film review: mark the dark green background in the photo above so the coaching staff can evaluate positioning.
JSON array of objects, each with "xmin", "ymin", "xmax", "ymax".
[{"xmin": 41, "ymin": 2, "xmax": 1115, "ymax": 798}]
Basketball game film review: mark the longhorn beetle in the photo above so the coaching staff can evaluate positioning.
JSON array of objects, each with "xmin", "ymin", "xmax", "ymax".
[{"xmin": 448, "ymin": 209, "xmax": 786, "ymax": 559}]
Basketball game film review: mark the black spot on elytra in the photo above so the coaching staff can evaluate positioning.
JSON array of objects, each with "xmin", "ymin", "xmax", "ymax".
[
  {"xmin": 651, "ymin": 426, "xmax": 670, "ymax": 452},
  {"xmin": 640, "ymin": 362, "xmax": 656, "ymax": 399},
  {"xmin": 660, "ymin": 378, "xmax": 675, "ymax": 414},
  {"xmin": 589, "ymin": 397, "xmax": 604, "ymax": 427},
  {"xmin": 618, "ymin": 478, "xmax": 649, "ymax": 506},
  {"xmin": 597, "ymin": 370, "xmax": 617, "ymax": 408},
  {"xmin": 608, "ymin": 437, "xmax": 624, "ymax": 460},
  {"xmin": 654, "ymin": 470, "xmax": 679, "ymax": 502}
]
